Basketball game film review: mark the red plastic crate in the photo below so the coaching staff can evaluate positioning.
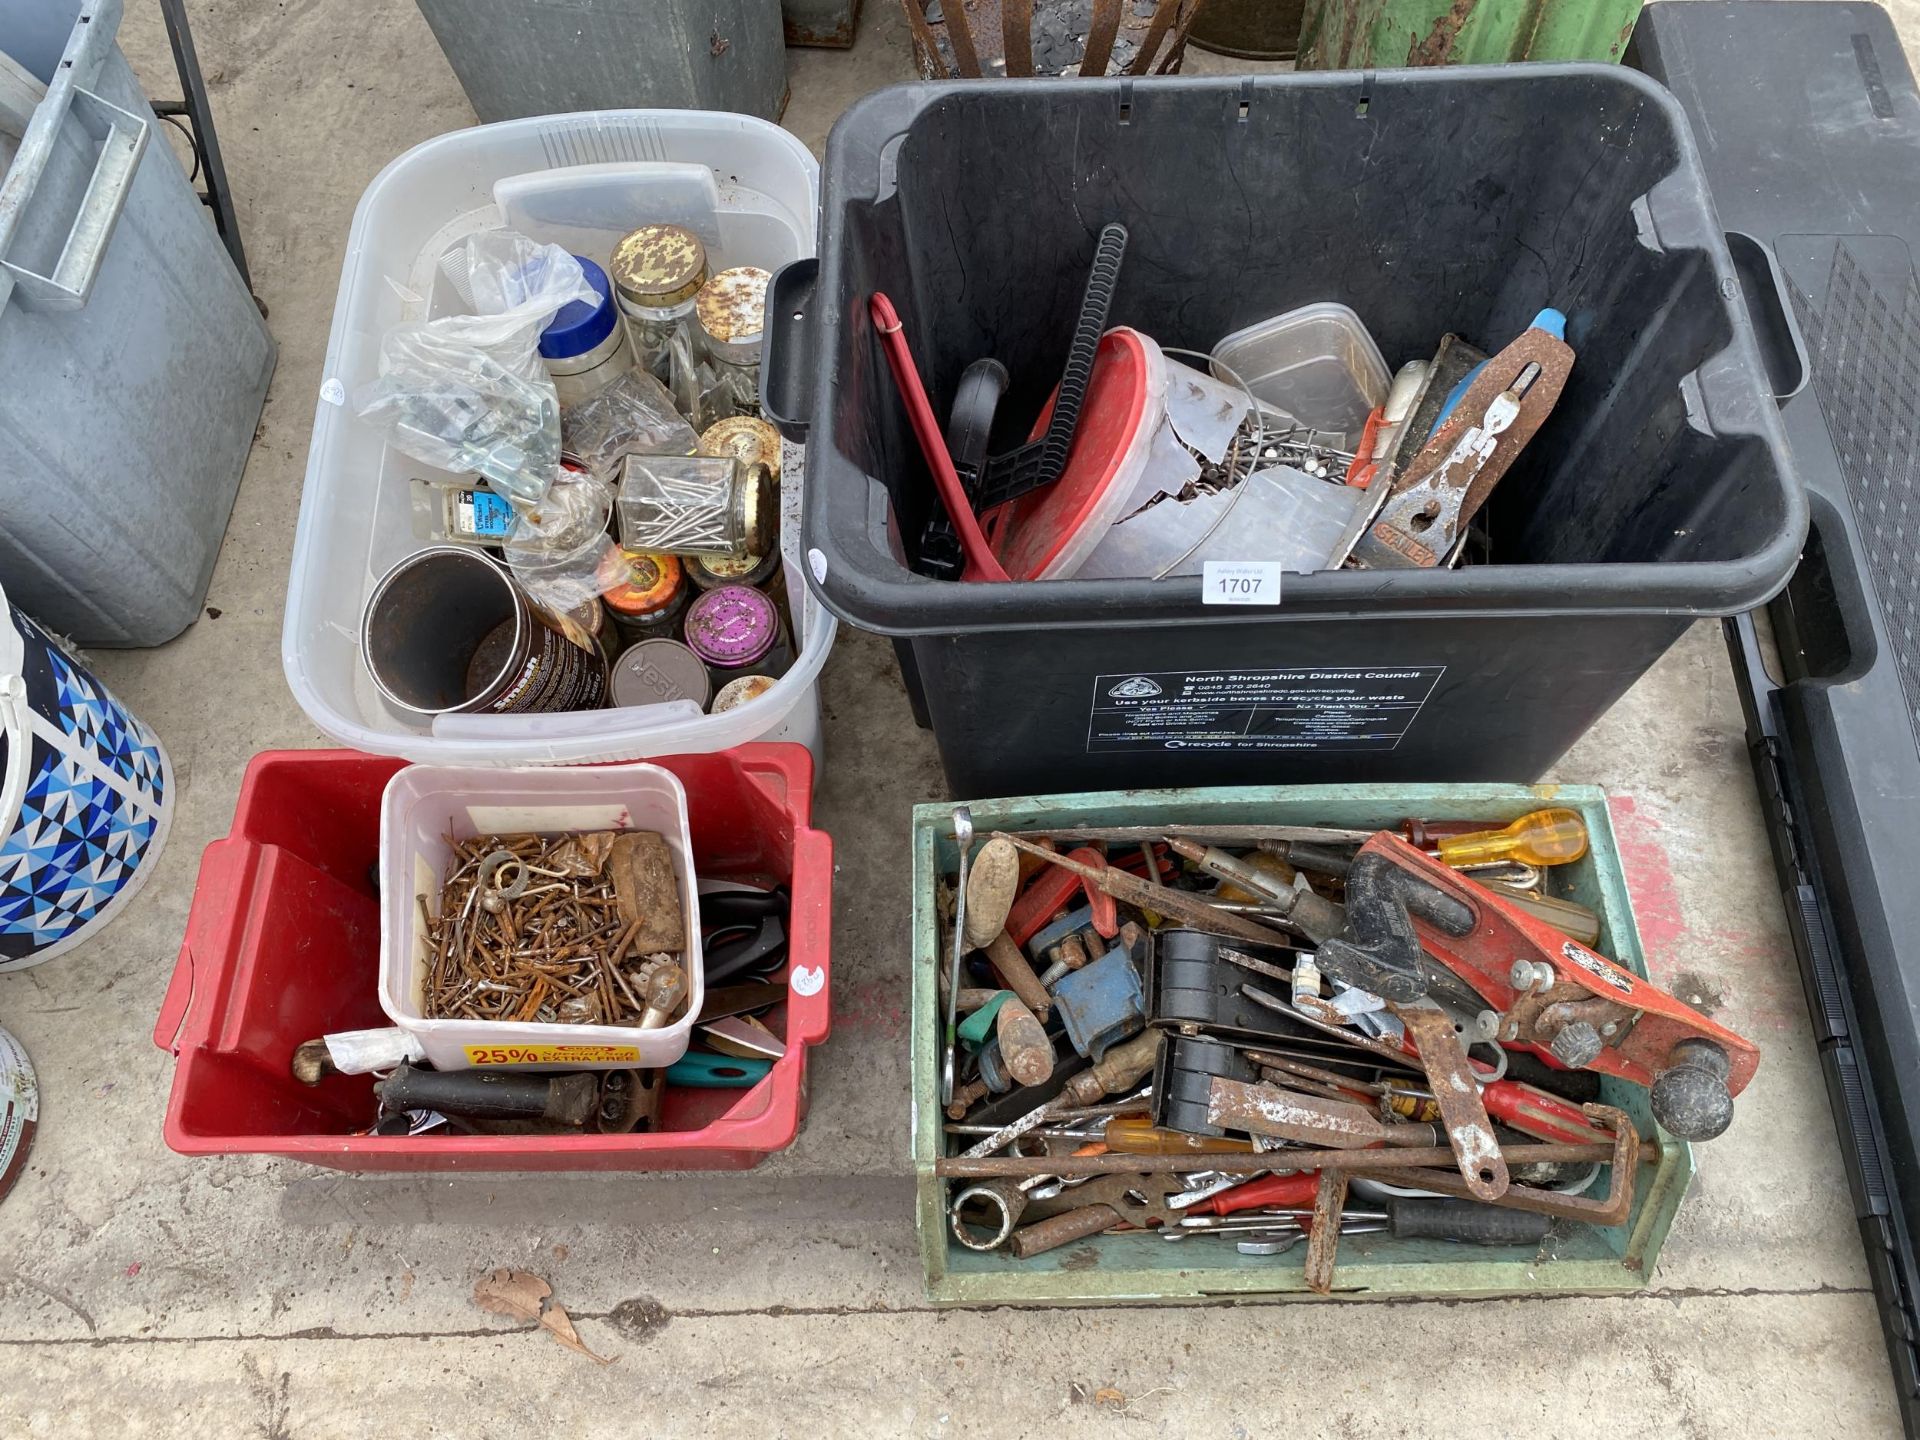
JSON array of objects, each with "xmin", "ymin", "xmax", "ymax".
[{"xmin": 153, "ymin": 745, "xmax": 832, "ymax": 1171}]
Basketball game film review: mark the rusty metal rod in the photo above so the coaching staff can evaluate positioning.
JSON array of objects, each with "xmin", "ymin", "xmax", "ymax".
[{"xmin": 935, "ymin": 1140, "xmax": 1626, "ymax": 1180}]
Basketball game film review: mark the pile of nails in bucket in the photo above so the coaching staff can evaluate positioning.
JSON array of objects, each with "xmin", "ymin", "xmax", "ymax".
[
  {"xmin": 292, "ymin": 829, "xmax": 792, "ymax": 1136},
  {"xmin": 935, "ymin": 809, "xmax": 1757, "ymax": 1288},
  {"xmin": 359, "ymin": 223, "xmax": 794, "ymax": 723}
]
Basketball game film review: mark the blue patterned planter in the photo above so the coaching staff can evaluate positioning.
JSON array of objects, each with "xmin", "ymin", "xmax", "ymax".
[{"xmin": 0, "ymin": 601, "xmax": 172, "ymax": 970}]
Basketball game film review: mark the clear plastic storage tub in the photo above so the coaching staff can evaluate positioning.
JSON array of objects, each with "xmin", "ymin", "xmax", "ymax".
[
  {"xmin": 378, "ymin": 761, "xmax": 704, "ymax": 1071},
  {"xmin": 284, "ymin": 110, "xmax": 833, "ymax": 765}
]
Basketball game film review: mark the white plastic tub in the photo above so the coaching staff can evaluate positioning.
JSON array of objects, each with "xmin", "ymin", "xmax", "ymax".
[
  {"xmin": 285, "ymin": 110, "xmax": 834, "ymax": 764},
  {"xmin": 378, "ymin": 762, "xmax": 703, "ymax": 1071}
]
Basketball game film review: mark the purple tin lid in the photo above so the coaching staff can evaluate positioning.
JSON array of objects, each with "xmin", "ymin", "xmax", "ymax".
[{"xmin": 684, "ymin": 584, "xmax": 777, "ymax": 668}]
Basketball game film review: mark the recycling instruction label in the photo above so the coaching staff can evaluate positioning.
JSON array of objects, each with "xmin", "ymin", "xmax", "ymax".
[{"xmin": 1086, "ymin": 667, "xmax": 1445, "ymax": 753}]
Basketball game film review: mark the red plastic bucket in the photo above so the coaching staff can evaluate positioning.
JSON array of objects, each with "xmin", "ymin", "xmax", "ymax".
[{"xmin": 153, "ymin": 744, "xmax": 831, "ymax": 1171}]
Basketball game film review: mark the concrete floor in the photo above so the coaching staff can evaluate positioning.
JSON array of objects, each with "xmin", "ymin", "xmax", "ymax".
[{"xmin": 0, "ymin": 1, "xmax": 1911, "ymax": 1434}]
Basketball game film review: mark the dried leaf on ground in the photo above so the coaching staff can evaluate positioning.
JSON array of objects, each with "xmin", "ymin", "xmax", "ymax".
[
  {"xmin": 472, "ymin": 1267, "xmax": 614, "ymax": 1365},
  {"xmin": 473, "ymin": 1268, "xmax": 549, "ymax": 1322},
  {"xmin": 541, "ymin": 1302, "xmax": 613, "ymax": 1364}
]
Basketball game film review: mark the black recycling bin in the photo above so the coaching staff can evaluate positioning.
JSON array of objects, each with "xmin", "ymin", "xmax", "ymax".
[{"xmin": 765, "ymin": 67, "xmax": 1805, "ymax": 799}]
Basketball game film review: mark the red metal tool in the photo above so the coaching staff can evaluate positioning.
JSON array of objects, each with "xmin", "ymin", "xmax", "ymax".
[
  {"xmin": 1004, "ymin": 846, "xmax": 1127, "ymax": 947},
  {"xmin": 1191, "ymin": 1170, "xmax": 1320, "ymax": 1217},
  {"xmin": 869, "ymin": 292, "xmax": 1009, "ymax": 583},
  {"xmin": 1353, "ymin": 833, "xmax": 1759, "ymax": 1141}
]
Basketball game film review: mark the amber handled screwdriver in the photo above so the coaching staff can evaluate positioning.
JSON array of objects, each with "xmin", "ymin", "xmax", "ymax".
[{"xmin": 1436, "ymin": 808, "xmax": 1589, "ymax": 868}]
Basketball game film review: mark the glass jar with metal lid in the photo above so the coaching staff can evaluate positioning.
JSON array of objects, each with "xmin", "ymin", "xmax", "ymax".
[
  {"xmin": 694, "ymin": 266, "xmax": 770, "ymax": 423},
  {"xmin": 697, "ymin": 416, "xmax": 782, "ymax": 486},
  {"xmin": 618, "ymin": 454, "xmax": 776, "ymax": 560},
  {"xmin": 597, "ymin": 548, "xmax": 691, "ymax": 645},
  {"xmin": 610, "ymin": 223, "xmax": 709, "ymax": 373}
]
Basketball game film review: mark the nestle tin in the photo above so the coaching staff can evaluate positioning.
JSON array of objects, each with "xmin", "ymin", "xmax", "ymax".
[
  {"xmin": 684, "ymin": 583, "xmax": 792, "ymax": 687},
  {"xmin": 610, "ymin": 638, "xmax": 713, "ymax": 711},
  {"xmin": 362, "ymin": 547, "xmax": 609, "ymax": 716}
]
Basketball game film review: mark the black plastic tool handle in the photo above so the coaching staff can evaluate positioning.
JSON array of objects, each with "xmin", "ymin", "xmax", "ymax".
[
  {"xmin": 375, "ymin": 1066, "xmax": 599, "ymax": 1126},
  {"xmin": 1388, "ymin": 1197, "xmax": 1551, "ymax": 1245}
]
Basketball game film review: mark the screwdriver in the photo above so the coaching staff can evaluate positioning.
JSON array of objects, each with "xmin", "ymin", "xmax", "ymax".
[
  {"xmin": 1177, "ymin": 1196, "xmax": 1551, "ymax": 1246},
  {"xmin": 1382, "ymin": 1077, "xmax": 1617, "ymax": 1147},
  {"xmin": 1103, "ymin": 1115, "xmax": 1256, "ymax": 1154},
  {"xmin": 1436, "ymin": 808, "xmax": 1589, "ymax": 869}
]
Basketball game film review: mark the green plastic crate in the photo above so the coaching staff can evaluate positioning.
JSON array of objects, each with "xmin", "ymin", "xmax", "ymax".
[{"xmin": 910, "ymin": 783, "xmax": 1693, "ymax": 1306}]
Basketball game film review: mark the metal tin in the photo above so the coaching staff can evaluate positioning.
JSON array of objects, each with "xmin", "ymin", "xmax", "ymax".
[
  {"xmin": 688, "ymin": 546, "xmax": 779, "ymax": 592},
  {"xmin": 611, "ymin": 638, "xmax": 713, "ymax": 711},
  {"xmin": 599, "ymin": 549, "xmax": 691, "ymax": 643},
  {"xmin": 611, "ymin": 224, "xmax": 710, "ymax": 309},
  {"xmin": 685, "ymin": 583, "xmax": 788, "ymax": 676},
  {"xmin": 695, "ymin": 266, "xmax": 770, "ymax": 422},
  {"xmin": 362, "ymin": 547, "xmax": 609, "ymax": 716},
  {"xmin": 698, "ymin": 416, "xmax": 783, "ymax": 483},
  {"xmin": 695, "ymin": 266, "xmax": 771, "ymax": 364},
  {"xmin": 0, "ymin": 1026, "xmax": 35, "ymax": 1209},
  {"xmin": 711, "ymin": 673, "xmax": 778, "ymax": 713},
  {"xmin": 612, "ymin": 224, "xmax": 710, "ymax": 370}
]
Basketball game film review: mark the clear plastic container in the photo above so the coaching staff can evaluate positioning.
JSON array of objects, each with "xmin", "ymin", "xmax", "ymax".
[
  {"xmin": 1210, "ymin": 301, "xmax": 1390, "ymax": 446},
  {"xmin": 286, "ymin": 109, "xmax": 833, "ymax": 766},
  {"xmin": 378, "ymin": 761, "xmax": 704, "ymax": 1071}
]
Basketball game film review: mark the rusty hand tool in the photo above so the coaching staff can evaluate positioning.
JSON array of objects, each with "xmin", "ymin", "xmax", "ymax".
[
  {"xmin": 957, "ymin": 1030, "xmax": 1163, "ymax": 1158},
  {"xmin": 985, "ymin": 931, "xmax": 1053, "ymax": 1019},
  {"xmin": 1348, "ymin": 833, "xmax": 1760, "ymax": 1141},
  {"xmin": 1353, "ymin": 1103, "xmax": 1644, "ymax": 1227},
  {"xmin": 592, "ymin": 1067, "xmax": 664, "ymax": 1133},
  {"xmin": 936, "ymin": 1138, "xmax": 1621, "ymax": 1180},
  {"xmin": 374, "ymin": 1065, "xmax": 599, "ymax": 1127},
  {"xmin": 1391, "ymin": 998, "xmax": 1507, "ymax": 1201},
  {"xmin": 997, "ymin": 834, "xmax": 1284, "ymax": 945},
  {"xmin": 1009, "ymin": 1173, "xmax": 1186, "ymax": 1258},
  {"xmin": 1304, "ymin": 1170, "xmax": 1350, "ymax": 1294},
  {"xmin": 1166, "ymin": 838, "xmax": 1347, "ymax": 942},
  {"xmin": 1206, "ymin": 1078, "xmax": 1451, "ymax": 1151},
  {"xmin": 950, "ymin": 1173, "xmax": 1062, "ymax": 1252}
]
